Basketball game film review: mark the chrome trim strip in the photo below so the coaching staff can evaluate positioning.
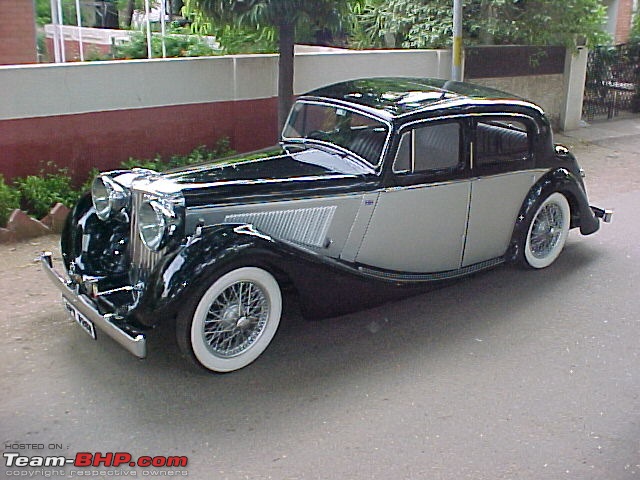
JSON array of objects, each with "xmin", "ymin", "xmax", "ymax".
[
  {"xmin": 398, "ymin": 112, "xmax": 541, "ymax": 135},
  {"xmin": 382, "ymin": 178, "xmax": 470, "ymax": 191},
  {"xmin": 187, "ymin": 191, "xmax": 364, "ymax": 212},
  {"xmin": 40, "ymin": 253, "xmax": 147, "ymax": 358},
  {"xmin": 395, "ymin": 98, "xmax": 545, "ymax": 119},
  {"xmin": 358, "ymin": 257, "xmax": 504, "ymax": 282},
  {"xmin": 129, "ymin": 190, "xmax": 164, "ymax": 284}
]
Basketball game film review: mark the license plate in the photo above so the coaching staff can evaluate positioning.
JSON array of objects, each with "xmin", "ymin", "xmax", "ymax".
[{"xmin": 63, "ymin": 299, "xmax": 97, "ymax": 340}]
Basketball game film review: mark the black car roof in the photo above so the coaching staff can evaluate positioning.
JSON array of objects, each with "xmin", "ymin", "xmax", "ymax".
[{"xmin": 303, "ymin": 77, "xmax": 540, "ymax": 119}]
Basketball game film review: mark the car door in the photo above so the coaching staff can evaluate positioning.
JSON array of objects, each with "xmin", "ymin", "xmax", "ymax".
[
  {"xmin": 353, "ymin": 119, "xmax": 471, "ymax": 273},
  {"xmin": 462, "ymin": 116, "xmax": 547, "ymax": 267}
]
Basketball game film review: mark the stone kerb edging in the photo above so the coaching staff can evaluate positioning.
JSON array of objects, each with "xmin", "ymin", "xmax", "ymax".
[{"xmin": 0, "ymin": 203, "xmax": 70, "ymax": 243}]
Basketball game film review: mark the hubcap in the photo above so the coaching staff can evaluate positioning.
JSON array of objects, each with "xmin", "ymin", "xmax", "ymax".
[
  {"xmin": 530, "ymin": 203, "xmax": 564, "ymax": 259},
  {"xmin": 202, "ymin": 281, "xmax": 269, "ymax": 358}
]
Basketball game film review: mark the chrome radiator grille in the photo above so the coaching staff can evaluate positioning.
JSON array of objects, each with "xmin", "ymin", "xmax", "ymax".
[
  {"xmin": 224, "ymin": 206, "xmax": 336, "ymax": 248},
  {"xmin": 129, "ymin": 190, "xmax": 164, "ymax": 284}
]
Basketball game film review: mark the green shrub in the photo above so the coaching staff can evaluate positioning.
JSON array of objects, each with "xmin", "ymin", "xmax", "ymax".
[
  {"xmin": 113, "ymin": 31, "xmax": 220, "ymax": 60},
  {"xmin": 120, "ymin": 155, "xmax": 167, "ymax": 172},
  {"xmin": 121, "ymin": 140, "xmax": 235, "ymax": 172},
  {"xmin": 0, "ymin": 175, "xmax": 20, "ymax": 228},
  {"xmin": 14, "ymin": 171, "xmax": 81, "ymax": 219},
  {"xmin": 215, "ymin": 25, "xmax": 277, "ymax": 54},
  {"xmin": 2, "ymin": 138, "xmax": 238, "ymax": 227}
]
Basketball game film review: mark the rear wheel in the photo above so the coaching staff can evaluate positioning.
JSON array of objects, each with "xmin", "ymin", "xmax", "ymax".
[
  {"xmin": 521, "ymin": 192, "xmax": 571, "ymax": 269},
  {"xmin": 177, "ymin": 267, "xmax": 282, "ymax": 373}
]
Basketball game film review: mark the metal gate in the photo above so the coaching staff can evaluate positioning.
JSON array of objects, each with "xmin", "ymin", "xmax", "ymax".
[{"xmin": 582, "ymin": 43, "xmax": 640, "ymax": 121}]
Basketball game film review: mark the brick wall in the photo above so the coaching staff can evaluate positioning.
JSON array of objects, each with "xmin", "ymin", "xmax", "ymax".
[
  {"xmin": 615, "ymin": 0, "xmax": 634, "ymax": 43},
  {"xmin": 0, "ymin": 0, "xmax": 37, "ymax": 65}
]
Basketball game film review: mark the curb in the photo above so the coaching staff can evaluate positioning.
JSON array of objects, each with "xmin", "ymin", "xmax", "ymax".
[{"xmin": 0, "ymin": 203, "xmax": 70, "ymax": 244}]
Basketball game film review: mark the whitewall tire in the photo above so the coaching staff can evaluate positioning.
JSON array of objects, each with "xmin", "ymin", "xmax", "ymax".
[
  {"xmin": 177, "ymin": 267, "xmax": 282, "ymax": 373},
  {"xmin": 523, "ymin": 192, "xmax": 571, "ymax": 269}
]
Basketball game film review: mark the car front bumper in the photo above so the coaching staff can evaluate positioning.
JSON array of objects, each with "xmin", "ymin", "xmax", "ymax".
[{"xmin": 40, "ymin": 252, "xmax": 147, "ymax": 358}]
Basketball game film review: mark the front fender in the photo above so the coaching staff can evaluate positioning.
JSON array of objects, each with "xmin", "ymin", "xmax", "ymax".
[
  {"xmin": 135, "ymin": 224, "xmax": 289, "ymax": 325},
  {"xmin": 507, "ymin": 167, "xmax": 599, "ymax": 262}
]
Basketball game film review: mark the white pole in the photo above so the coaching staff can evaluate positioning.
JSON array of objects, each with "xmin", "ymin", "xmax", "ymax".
[
  {"xmin": 452, "ymin": 0, "xmax": 463, "ymax": 81},
  {"xmin": 50, "ymin": 0, "xmax": 61, "ymax": 62},
  {"xmin": 144, "ymin": 0, "xmax": 152, "ymax": 58},
  {"xmin": 56, "ymin": 0, "xmax": 66, "ymax": 62},
  {"xmin": 75, "ymin": 0, "xmax": 84, "ymax": 61},
  {"xmin": 160, "ymin": 0, "xmax": 167, "ymax": 58}
]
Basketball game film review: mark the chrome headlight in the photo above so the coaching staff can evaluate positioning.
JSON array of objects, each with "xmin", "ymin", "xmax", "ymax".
[
  {"xmin": 137, "ymin": 196, "xmax": 181, "ymax": 251},
  {"xmin": 91, "ymin": 175, "xmax": 128, "ymax": 221},
  {"xmin": 138, "ymin": 200, "xmax": 167, "ymax": 251}
]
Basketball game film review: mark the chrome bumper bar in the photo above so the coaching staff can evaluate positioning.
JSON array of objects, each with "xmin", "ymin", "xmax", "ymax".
[
  {"xmin": 40, "ymin": 252, "xmax": 147, "ymax": 358},
  {"xmin": 590, "ymin": 206, "xmax": 613, "ymax": 223}
]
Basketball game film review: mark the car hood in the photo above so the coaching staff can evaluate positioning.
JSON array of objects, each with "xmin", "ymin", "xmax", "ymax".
[{"xmin": 141, "ymin": 145, "xmax": 378, "ymax": 207}]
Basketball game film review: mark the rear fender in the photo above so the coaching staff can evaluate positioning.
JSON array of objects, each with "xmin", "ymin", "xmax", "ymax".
[{"xmin": 507, "ymin": 168, "xmax": 599, "ymax": 262}]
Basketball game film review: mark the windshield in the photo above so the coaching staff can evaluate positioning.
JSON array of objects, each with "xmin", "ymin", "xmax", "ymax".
[{"xmin": 282, "ymin": 101, "xmax": 389, "ymax": 167}]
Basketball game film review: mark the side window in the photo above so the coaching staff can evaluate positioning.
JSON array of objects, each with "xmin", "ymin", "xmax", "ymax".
[
  {"xmin": 393, "ymin": 122, "xmax": 461, "ymax": 174},
  {"xmin": 393, "ymin": 132, "xmax": 412, "ymax": 173},
  {"xmin": 475, "ymin": 119, "xmax": 530, "ymax": 168}
]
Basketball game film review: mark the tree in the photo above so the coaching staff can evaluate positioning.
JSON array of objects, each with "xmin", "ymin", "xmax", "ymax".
[
  {"xmin": 189, "ymin": 0, "xmax": 350, "ymax": 129},
  {"xmin": 352, "ymin": 0, "xmax": 609, "ymax": 49}
]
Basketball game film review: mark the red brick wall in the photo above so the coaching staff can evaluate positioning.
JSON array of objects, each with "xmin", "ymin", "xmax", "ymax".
[
  {"xmin": 615, "ymin": 0, "xmax": 634, "ymax": 44},
  {"xmin": 1, "ymin": 98, "xmax": 279, "ymax": 185},
  {"xmin": 0, "ymin": 0, "xmax": 37, "ymax": 65}
]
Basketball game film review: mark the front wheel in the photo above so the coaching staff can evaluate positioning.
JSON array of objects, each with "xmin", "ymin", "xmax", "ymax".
[
  {"xmin": 177, "ymin": 267, "xmax": 282, "ymax": 373},
  {"xmin": 521, "ymin": 192, "xmax": 571, "ymax": 269}
]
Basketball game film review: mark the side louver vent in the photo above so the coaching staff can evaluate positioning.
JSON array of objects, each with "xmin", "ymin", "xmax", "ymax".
[{"xmin": 224, "ymin": 206, "xmax": 336, "ymax": 248}]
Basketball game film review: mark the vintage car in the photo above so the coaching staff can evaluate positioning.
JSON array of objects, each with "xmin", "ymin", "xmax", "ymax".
[{"xmin": 41, "ymin": 77, "xmax": 612, "ymax": 373}]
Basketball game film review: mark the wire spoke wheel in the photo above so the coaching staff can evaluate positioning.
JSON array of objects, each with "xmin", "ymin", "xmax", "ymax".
[
  {"xmin": 203, "ymin": 280, "xmax": 269, "ymax": 358},
  {"xmin": 523, "ymin": 192, "xmax": 570, "ymax": 269},
  {"xmin": 177, "ymin": 267, "xmax": 282, "ymax": 373}
]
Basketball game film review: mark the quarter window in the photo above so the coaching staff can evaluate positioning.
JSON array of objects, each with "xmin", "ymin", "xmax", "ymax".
[
  {"xmin": 475, "ymin": 119, "xmax": 530, "ymax": 167},
  {"xmin": 393, "ymin": 122, "xmax": 461, "ymax": 174}
]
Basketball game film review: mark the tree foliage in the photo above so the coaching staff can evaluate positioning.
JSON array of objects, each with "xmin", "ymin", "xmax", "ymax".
[
  {"xmin": 631, "ymin": 10, "xmax": 640, "ymax": 43},
  {"xmin": 186, "ymin": 0, "xmax": 351, "ymax": 128},
  {"xmin": 350, "ymin": 0, "xmax": 610, "ymax": 49}
]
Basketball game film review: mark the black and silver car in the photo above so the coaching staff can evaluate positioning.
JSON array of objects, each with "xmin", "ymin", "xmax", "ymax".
[{"xmin": 42, "ymin": 77, "xmax": 612, "ymax": 373}]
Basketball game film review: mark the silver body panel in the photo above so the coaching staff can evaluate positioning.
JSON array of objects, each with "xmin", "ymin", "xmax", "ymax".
[
  {"xmin": 340, "ymin": 192, "xmax": 380, "ymax": 262},
  {"xmin": 355, "ymin": 181, "xmax": 471, "ymax": 272},
  {"xmin": 185, "ymin": 195, "xmax": 363, "ymax": 258},
  {"xmin": 462, "ymin": 169, "xmax": 548, "ymax": 267}
]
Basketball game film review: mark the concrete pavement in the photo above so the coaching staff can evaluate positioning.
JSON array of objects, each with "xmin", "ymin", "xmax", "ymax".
[{"xmin": 558, "ymin": 115, "xmax": 640, "ymax": 145}]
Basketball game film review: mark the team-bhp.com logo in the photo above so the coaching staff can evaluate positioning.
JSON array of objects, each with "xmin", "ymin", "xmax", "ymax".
[{"xmin": 4, "ymin": 451, "xmax": 188, "ymax": 468}]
